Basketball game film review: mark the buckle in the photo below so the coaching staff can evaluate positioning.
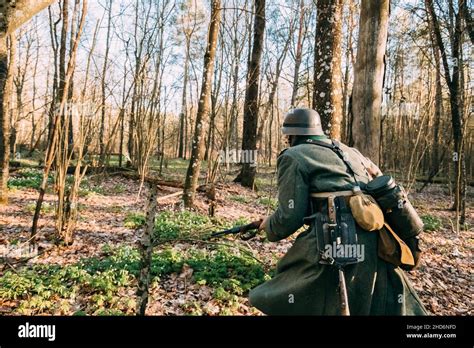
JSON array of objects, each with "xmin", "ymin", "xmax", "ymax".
[{"xmin": 320, "ymin": 251, "xmax": 335, "ymax": 265}]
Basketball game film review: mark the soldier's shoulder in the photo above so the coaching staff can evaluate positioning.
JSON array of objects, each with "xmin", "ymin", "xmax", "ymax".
[
  {"xmin": 339, "ymin": 142, "xmax": 367, "ymax": 159},
  {"xmin": 277, "ymin": 146, "xmax": 310, "ymax": 167},
  {"xmin": 277, "ymin": 148, "xmax": 289, "ymax": 158},
  {"xmin": 277, "ymin": 146, "xmax": 302, "ymax": 159}
]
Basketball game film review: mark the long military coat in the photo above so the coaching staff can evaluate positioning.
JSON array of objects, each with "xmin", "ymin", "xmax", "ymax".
[{"xmin": 249, "ymin": 138, "xmax": 427, "ymax": 315}]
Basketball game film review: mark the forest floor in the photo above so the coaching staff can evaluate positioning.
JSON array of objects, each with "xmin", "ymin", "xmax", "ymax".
[{"xmin": 0, "ymin": 161, "xmax": 472, "ymax": 316}]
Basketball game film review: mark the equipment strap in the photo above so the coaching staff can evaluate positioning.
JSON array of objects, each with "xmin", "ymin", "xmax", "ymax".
[
  {"xmin": 305, "ymin": 139, "xmax": 359, "ymax": 185},
  {"xmin": 310, "ymin": 190, "xmax": 355, "ymax": 198}
]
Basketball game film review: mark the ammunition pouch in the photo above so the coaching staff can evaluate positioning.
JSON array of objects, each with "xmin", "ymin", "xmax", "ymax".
[{"xmin": 304, "ymin": 196, "xmax": 362, "ymax": 267}]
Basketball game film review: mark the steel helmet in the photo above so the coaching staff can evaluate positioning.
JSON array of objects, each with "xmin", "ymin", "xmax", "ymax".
[{"xmin": 281, "ymin": 108, "xmax": 324, "ymax": 136}]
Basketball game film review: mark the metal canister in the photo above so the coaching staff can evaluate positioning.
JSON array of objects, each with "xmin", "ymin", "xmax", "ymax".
[{"xmin": 366, "ymin": 175, "xmax": 424, "ymax": 240}]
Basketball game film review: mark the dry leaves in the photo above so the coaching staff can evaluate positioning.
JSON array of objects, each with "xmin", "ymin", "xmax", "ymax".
[{"xmin": 1, "ymin": 177, "xmax": 472, "ymax": 315}]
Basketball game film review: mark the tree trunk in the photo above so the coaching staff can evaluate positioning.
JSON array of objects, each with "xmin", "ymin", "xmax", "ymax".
[
  {"xmin": 205, "ymin": 41, "xmax": 223, "ymax": 162},
  {"xmin": 461, "ymin": 0, "xmax": 474, "ymax": 45},
  {"xmin": 312, "ymin": 0, "xmax": 343, "ymax": 139},
  {"xmin": 425, "ymin": 0, "xmax": 466, "ymax": 226},
  {"xmin": 183, "ymin": 0, "xmax": 221, "ymax": 208},
  {"xmin": 429, "ymin": 23, "xmax": 443, "ymax": 182},
  {"xmin": 290, "ymin": 0, "xmax": 306, "ymax": 107},
  {"xmin": 178, "ymin": 40, "xmax": 190, "ymax": 159},
  {"xmin": 341, "ymin": 0, "xmax": 355, "ymax": 143},
  {"xmin": 256, "ymin": 30, "xmax": 291, "ymax": 147},
  {"xmin": 136, "ymin": 182, "xmax": 158, "ymax": 316},
  {"xmin": 0, "ymin": 0, "xmax": 54, "ymax": 204},
  {"xmin": 0, "ymin": 35, "xmax": 13, "ymax": 204},
  {"xmin": 0, "ymin": 0, "xmax": 55, "ymax": 36},
  {"xmin": 99, "ymin": 0, "xmax": 112, "ymax": 167},
  {"xmin": 350, "ymin": 0, "xmax": 389, "ymax": 163},
  {"xmin": 237, "ymin": 0, "xmax": 265, "ymax": 188},
  {"xmin": 31, "ymin": 0, "xmax": 87, "ymax": 245}
]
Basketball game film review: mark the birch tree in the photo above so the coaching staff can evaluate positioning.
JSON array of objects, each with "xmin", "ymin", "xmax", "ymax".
[{"xmin": 312, "ymin": 0, "xmax": 343, "ymax": 139}]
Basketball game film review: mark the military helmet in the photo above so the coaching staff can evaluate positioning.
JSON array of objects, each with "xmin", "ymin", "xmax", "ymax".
[{"xmin": 281, "ymin": 108, "xmax": 324, "ymax": 136}]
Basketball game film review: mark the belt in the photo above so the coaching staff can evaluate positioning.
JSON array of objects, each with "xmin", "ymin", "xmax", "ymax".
[
  {"xmin": 310, "ymin": 191, "xmax": 354, "ymax": 216},
  {"xmin": 310, "ymin": 190, "xmax": 356, "ymax": 198}
]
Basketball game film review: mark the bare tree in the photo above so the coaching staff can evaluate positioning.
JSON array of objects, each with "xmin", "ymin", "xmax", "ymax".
[
  {"xmin": 290, "ymin": 0, "xmax": 308, "ymax": 108},
  {"xmin": 183, "ymin": 0, "xmax": 221, "ymax": 207},
  {"xmin": 341, "ymin": 0, "xmax": 356, "ymax": 143},
  {"xmin": 256, "ymin": 8, "xmax": 293, "ymax": 152},
  {"xmin": 98, "ymin": 0, "xmax": 113, "ymax": 167},
  {"xmin": 425, "ymin": 0, "xmax": 467, "ymax": 226},
  {"xmin": 350, "ymin": 0, "xmax": 389, "ymax": 163},
  {"xmin": 0, "ymin": 34, "xmax": 15, "ymax": 204},
  {"xmin": 177, "ymin": 1, "xmax": 205, "ymax": 159},
  {"xmin": 236, "ymin": 0, "xmax": 265, "ymax": 188},
  {"xmin": 0, "ymin": 0, "xmax": 55, "ymax": 204},
  {"xmin": 30, "ymin": 0, "xmax": 87, "ymax": 245}
]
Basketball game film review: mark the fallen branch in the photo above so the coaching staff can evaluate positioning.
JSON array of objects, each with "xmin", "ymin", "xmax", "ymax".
[{"xmin": 157, "ymin": 191, "xmax": 183, "ymax": 202}]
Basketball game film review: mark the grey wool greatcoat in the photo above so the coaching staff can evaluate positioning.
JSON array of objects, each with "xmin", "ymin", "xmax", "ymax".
[{"xmin": 249, "ymin": 137, "xmax": 427, "ymax": 315}]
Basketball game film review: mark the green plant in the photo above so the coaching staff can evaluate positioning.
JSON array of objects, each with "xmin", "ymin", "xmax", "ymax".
[
  {"xmin": 0, "ymin": 261, "xmax": 134, "ymax": 315},
  {"xmin": 77, "ymin": 178, "xmax": 106, "ymax": 196},
  {"xmin": 25, "ymin": 202, "xmax": 54, "ymax": 214},
  {"xmin": 153, "ymin": 210, "xmax": 212, "ymax": 241},
  {"xmin": 180, "ymin": 300, "xmax": 204, "ymax": 315},
  {"xmin": 124, "ymin": 212, "xmax": 146, "ymax": 229},
  {"xmin": 0, "ymin": 243, "xmax": 271, "ymax": 315},
  {"xmin": 7, "ymin": 169, "xmax": 53, "ymax": 190},
  {"xmin": 257, "ymin": 196, "xmax": 278, "ymax": 210},
  {"xmin": 228, "ymin": 195, "xmax": 251, "ymax": 204},
  {"xmin": 95, "ymin": 308, "xmax": 126, "ymax": 316},
  {"xmin": 421, "ymin": 214, "xmax": 442, "ymax": 232},
  {"xmin": 80, "ymin": 245, "xmax": 184, "ymax": 279},
  {"xmin": 112, "ymin": 183, "xmax": 126, "ymax": 194},
  {"xmin": 231, "ymin": 217, "xmax": 251, "ymax": 228},
  {"xmin": 187, "ymin": 247, "xmax": 267, "ymax": 294}
]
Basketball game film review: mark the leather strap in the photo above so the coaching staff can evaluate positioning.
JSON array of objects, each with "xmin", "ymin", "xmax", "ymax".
[
  {"xmin": 311, "ymin": 190, "xmax": 355, "ymax": 198},
  {"xmin": 327, "ymin": 195, "xmax": 337, "ymax": 225},
  {"xmin": 305, "ymin": 139, "xmax": 360, "ymax": 185}
]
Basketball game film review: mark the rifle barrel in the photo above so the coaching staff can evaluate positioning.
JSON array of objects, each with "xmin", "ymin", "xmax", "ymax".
[{"xmin": 210, "ymin": 220, "xmax": 261, "ymax": 238}]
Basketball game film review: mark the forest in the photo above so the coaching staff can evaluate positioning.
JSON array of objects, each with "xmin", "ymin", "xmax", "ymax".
[{"xmin": 0, "ymin": 0, "xmax": 472, "ymax": 317}]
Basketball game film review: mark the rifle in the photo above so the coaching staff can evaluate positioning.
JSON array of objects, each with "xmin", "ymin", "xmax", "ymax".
[{"xmin": 210, "ymin": 220, "xmax": 262, "ymax": 241}]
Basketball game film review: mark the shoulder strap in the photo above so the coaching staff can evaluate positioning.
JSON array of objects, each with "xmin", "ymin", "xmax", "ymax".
[
  {"xmin": 277, "ymin": 148, "xmax": 288, "ymax": 157},
  {"xmin": 304, "ymin": 139, "xmax": 359, "ymax": 185}
]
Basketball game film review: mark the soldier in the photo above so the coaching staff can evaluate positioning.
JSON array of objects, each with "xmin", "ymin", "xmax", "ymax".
[{"xmin": 250, "ymin": 108, "xmax": 427, "ymax": 315}]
